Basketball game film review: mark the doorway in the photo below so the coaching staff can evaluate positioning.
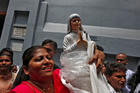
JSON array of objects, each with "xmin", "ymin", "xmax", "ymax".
[{"xmin": 0, "ymin": 11, "xmax": 6, "ymax": 39}]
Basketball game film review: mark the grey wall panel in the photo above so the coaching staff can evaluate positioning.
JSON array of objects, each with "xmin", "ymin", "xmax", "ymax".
[
  {"xmin": 36, "ymin": 1, "xmax": 48, "ymax": 32},
  {"xmin": 46, "ymin": 0, "xmax": 140, "ymax": 29},
  {"xmin": 94, "ymin": 36, "xmax": 140, "ymax": 57},
  {"xmin": 34, "ymin": 32, "xmax": 65, "ymax": 47},
  {"xmin": 43, "ymin": 22, "xmax": 140, "ymax": 40},
  {"xmin": 0, "ymin": 9, "xmax": 15, "ymax": 48}
]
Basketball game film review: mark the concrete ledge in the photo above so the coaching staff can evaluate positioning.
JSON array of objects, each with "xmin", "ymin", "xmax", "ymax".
[{"xmin": 43, "ymin": 22, "xmax": 140, "ymax": 40}]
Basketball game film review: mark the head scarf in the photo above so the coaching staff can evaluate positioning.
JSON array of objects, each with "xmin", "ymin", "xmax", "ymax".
[{"xmin": 67, "ymin": 13, "xmax": 83, "ymax": 33}]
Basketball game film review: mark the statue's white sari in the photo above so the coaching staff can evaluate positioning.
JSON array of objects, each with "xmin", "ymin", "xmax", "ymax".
[{"xmin": 60, "ymin": 39, "xmax": 110, "ymax": 93}]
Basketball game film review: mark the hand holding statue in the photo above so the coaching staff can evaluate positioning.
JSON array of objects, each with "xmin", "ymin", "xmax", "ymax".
[{"xmin": 88, "ymin": 46, "xmax": 105, "ymax": 74}]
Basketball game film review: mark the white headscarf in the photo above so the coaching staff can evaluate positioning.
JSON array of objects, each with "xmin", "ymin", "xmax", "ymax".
[{"xmin": 67, "ymin": 13, "xmax": 83, "ymax": 33}]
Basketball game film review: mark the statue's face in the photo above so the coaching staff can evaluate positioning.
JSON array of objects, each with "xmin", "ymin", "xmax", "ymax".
[{"xmin": 70, "ymin": 17, "xmax": 81, "ymax": 33}]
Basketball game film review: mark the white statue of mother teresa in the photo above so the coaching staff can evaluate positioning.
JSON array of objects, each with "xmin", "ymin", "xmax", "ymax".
[{"xmin": 60, "ymin": 13, "xmax": 110, "ymax": 93}]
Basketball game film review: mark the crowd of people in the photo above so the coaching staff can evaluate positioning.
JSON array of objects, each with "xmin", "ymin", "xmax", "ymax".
[{"xmin": 0, "ymin": 13, "xmax": 139, "ymax": 93}]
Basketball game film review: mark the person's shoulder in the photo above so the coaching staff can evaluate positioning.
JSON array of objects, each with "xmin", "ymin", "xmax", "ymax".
[
  {"xmin": 64, "ymin": 33, "xmax": 73, "ymax": 38},
  {"xmin": 53, "ymin": 69, "xmax": 70, "ymax": 93},
  {"xmin": 9, "ymin": 81, "xmax": 36, "ymax": 93},
  {"xmin": 52, "ymin": 69, "xmax": 61, "ymax": 85},
  {"xmin": 108, "ymin": 83, "xmax": 116, "ymax": 93},
  {"xmin": 127, "ymin": 69, "xmax": 134, "ymax": 74},
  {"xmin": 136, "ymin": 83, "xmax": 140, "ymax": 88},
  {"xmin": 126, "ymin": 69, "xmax": 134, "ymax": 78},
  {"xmin": 53, "ymin": 69, "xmax": 60, "ymax": 76},
  {"xmin": 134, "ymin": 83, "xmax": 140, "ymax": 93},
  {"xmin": 53, "ymin": 69, "xmax": 61, "ymax": 81}
]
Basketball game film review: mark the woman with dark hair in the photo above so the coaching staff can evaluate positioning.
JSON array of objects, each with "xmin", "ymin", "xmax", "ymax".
[
  {"xmin": 0, "ymin": 48, "xmax": 16, "ymax": 93},
  {"xmin": 13, "ymin": 39, "xmax": 59, "ymax": 88},
  {"xmin": 10, "ymin": 46, "xmax": 69, "ymax": 93}
]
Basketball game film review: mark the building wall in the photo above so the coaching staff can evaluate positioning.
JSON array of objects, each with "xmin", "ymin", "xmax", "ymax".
[
  {"xmin": 0, "ymin": 0, "xmax": 42, "ymax": 66},
  {"xmin": 46, "ymin": 0, "xmax": 140, "ymax": 30}
]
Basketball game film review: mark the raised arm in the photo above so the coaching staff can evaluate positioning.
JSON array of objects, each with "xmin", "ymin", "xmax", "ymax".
[{"xmin": 88, "ymin": 45, "xmax": 105, "ymax": 74}]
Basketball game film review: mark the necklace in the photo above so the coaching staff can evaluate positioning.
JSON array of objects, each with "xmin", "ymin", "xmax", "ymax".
[{"xmin": 27, "ymin": 79, "xmax": 54, "ymax": 93}]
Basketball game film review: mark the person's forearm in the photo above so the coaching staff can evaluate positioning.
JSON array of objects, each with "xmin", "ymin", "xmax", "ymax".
[{"xmin": 63, "ymin": 42, "xmax": 77, "ymax": 52}]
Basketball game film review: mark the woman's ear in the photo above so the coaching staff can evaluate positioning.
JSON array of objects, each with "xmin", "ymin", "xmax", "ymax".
[{"xmin": 23, "ymin": 66, "xmax": 29, "ymax": 75}]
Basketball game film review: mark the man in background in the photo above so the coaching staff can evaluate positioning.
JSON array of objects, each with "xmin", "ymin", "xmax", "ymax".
[
  {"xmin": 105, "ymin": 63, "xmax": 126, "ymax": 93},
  {"xmin": 115, "ymin": 53, "xmax": 134, "ymax": 93},
  {"xmin": 42, "ymin": 39, "xmax": 60, "ymax": 69}
]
